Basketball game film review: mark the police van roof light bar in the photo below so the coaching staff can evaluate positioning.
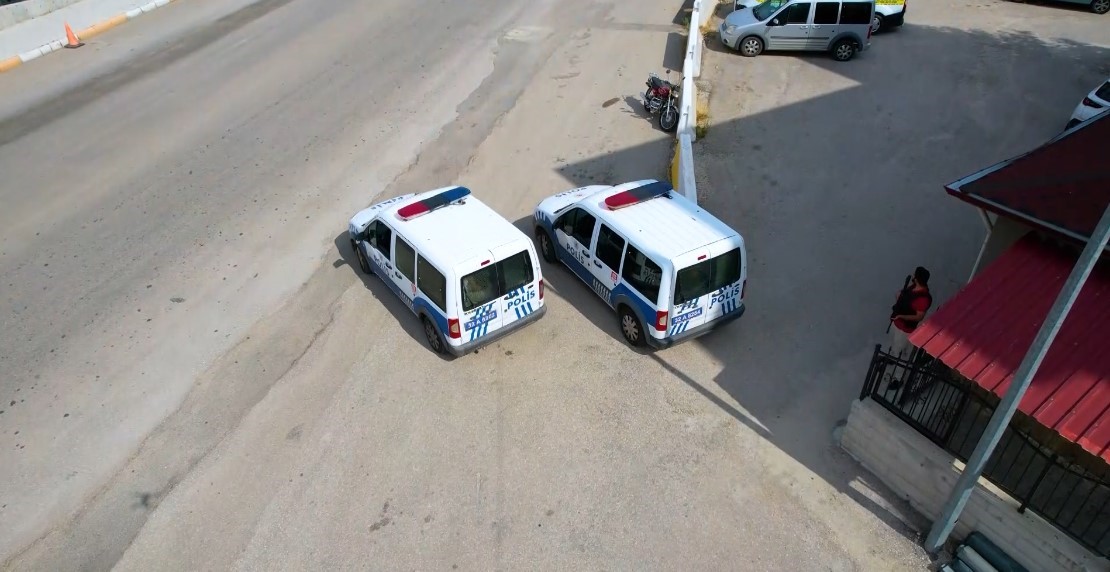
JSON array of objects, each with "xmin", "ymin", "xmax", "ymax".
[
  {"xmin": 603, "ymin": 181, "xmax": 672, "ymax": 210},
  {"xmin": 396, "ymin": 186, "xmax": 472, "ymax": 220}
]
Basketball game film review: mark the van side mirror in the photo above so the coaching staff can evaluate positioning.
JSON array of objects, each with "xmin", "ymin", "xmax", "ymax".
[{"xmin": 770, "ymin": 18, "xmax": 781, "ymax": 26}]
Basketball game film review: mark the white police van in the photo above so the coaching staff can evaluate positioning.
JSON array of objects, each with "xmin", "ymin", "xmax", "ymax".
[
  {"xmin": 532, "ymin": 180, "xmax": 747, "ymax": 348},
  {"xmin": 348, "ymin": 186, "xmax": 546, "ymax": 356}
]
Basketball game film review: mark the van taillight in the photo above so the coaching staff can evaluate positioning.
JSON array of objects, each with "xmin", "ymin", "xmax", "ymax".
[
  {"xmin": 448, "ymin": 318, "xmax": 461, "ymax": 339},
  {"xmin": 655, "ymin": 310, "xmax": 668, "ymax": 332},
  {"xmin": 538, "ymin": 279, "xmax": 544, "ymax": 300}
]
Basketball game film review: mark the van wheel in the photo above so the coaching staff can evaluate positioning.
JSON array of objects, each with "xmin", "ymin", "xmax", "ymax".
[
  {"xmin": 352, "ymin": 240, "xmax": 371, "ymax": 274},
  {"xmin": 739, "ymin": 36, "xmax": 763, "ymax": 57},
  {"xmin": 832, "ymin": 39, "xmax": 857, "ymax": 62},
  {"xmin": 871, "ymin": 14, "xmax": 884, "ymax": 33},
  {"xmin": 422, "ymin": 317, "xmax": 445, "ymax": 354},
  {"xmin": 618, "ymin": 306, "xmax": 646, "ymax": 347},
  {"xmin": 537, "ymin": 229, "xmax": 557, "ymax": 263},
  {"xmin": 1092, "ymin": 0, "xmax": 1109, "ymax": 13}
]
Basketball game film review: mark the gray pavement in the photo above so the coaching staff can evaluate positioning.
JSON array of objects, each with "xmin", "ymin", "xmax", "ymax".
[{"xmin": 4, "ymin": 0, "xmax": 1097, "ymax": 569}]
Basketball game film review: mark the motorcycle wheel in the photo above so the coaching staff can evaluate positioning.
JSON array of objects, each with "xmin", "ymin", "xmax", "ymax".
[{"xmin": 659, "ymin": 105, "xmax": 679, "ymax": 132}]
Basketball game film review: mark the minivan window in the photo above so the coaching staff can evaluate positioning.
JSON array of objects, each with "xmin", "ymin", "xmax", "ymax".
[
  {"xmin": 621, "ymin": 244, "xmax": 663, "ymax": 305},
  {"xmin": 367, "ymin": 220, "xmax": 392, "ymax": 257},
  {"xmin": 838, "ymin": 2, "xmax": 872, "ymax": 24},
  {"xmin": 814, "ymin": 2, "xmax": 840, "ymax": 24},
  {"xmin": 783, "ymin": 2, "xmax": 811, "ymax": 23},
  {"xmin": 417, "ymin": 255, "xmax": 447, "ymax": 312},
  {"xmin": 596, "ymin": 224, "xmax": 626, "ymax": 271},
  {"xmin": 460, "ymin": 250, "xmax": 535, "ymax": 312},
  {"xmin": 556, "ymin": 207, "xmax": 597, "ymax": 249},
  {"xmin": 753, "ymin": 0, "xmax": 788, "ymax": 20},
  {"xmin": 1096, "ymin": 81, "xmax": 1110, "ymax": 102},
  {"xmin": 673, "ymin": 248, "xmax": 743, "ymax": 305},
  {"xmin": 395, "ymin": 237, "xmax": 416, "ymax": 282}
]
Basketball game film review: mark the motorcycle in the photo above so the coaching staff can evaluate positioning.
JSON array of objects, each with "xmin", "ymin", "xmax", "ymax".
[{"xmin": 642, "ymin": 72, "xmax": 680, "ymax": 133}]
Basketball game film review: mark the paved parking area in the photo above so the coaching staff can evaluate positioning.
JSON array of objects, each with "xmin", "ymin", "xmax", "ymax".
[{"xmin": 689, "ymin": 0, "xmax": 1110, "ymax": 557}]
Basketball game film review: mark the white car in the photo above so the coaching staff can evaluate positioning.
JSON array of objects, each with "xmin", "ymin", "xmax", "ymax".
[{"xmin": 1066, "ymin": 77, "xmax": 1110, "ymax": 130}]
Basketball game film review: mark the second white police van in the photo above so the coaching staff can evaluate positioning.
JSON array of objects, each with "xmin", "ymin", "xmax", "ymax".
[
  {"xmin": 348, "ymin": 186, "xmax": 546, "ymax": 356},
  {"xmin": 533, "ymin": 180, "xmax": 747, "ymax": 348}
]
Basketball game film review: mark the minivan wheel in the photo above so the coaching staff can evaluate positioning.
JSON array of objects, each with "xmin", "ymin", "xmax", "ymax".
[
  {"xmin": 537, "ymin": 229, "xmax": 557, "ymax": 263},
  {"xmin": 422, "ymin": 317, "xmax": 445, "ymax": 354},
  {"xmin": 1092, "ymin": 0, "xmax": 1109, "ymax": 14},
  {"xmin": 871, "ymin": 14, "xmax": 884, "ymax": 33},
  {"xmin": 832, "ymin": 39, "xmax": 857, "ymax": 62},
  {"xmin": 352, "ymin": 240, "xmax": 372, "ymax": 274},
  {"xmin": 618, "ymin": 306, "xmax": 646, "ymax": 347},
  {"xmin": 739, "ymin": 36, "xmax": 763, "ymax": 57}
]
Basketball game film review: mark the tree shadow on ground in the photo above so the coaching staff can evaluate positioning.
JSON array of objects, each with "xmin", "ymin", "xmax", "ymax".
[{"xmin": 554, "ymin": 23, "xmax": 1110, "ymax": 548}]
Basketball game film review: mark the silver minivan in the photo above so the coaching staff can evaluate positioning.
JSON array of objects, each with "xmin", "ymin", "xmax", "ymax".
[{"xmin": 719, "ymin": 0, "xmax": 874, "ymax": 62}]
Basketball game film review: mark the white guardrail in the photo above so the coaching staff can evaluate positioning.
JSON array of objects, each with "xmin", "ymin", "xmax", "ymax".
[{"xmin": 674, "ymin": 0, "xmax": 712, "ymax": 205}]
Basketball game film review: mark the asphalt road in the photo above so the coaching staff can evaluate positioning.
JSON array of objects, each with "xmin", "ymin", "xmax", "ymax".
[{"xmin": 9, "ymin": 0, "xmax": 1097, "ymax": 569}]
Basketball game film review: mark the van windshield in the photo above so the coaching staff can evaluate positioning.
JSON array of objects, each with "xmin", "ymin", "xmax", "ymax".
[
  {"xmin": 752, "ymin": 0, "xmax": 788, "ymax": 20},
  {"xmin": 673, "ymin": 248, "xmax": 742, "ymax": 305},
  {"xmin": 460, "ymin": 250, "xmax": 535, "ymax": 312}
]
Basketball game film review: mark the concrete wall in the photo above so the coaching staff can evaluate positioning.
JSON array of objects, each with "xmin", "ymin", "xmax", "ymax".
[
  {"xmin": 841, "ymin": 398, "xmax": 1110, "ymax": 572},
  {"xmin": 0, "ymin": 0, "xmax": 86, "ymax": 29}
]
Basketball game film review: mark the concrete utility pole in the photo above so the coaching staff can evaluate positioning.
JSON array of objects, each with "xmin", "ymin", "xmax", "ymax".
[{"xmin": 925, "ymin": 203, "xmax": 1110, "ymax": 554}]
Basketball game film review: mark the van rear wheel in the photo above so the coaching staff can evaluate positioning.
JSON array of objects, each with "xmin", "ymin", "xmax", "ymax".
[
  {"xmin": 871, "ymin": 14, "xmax": 884, "ymax": 33},
  {"xmin": 422, "ymin": 317, "xmax": 446, "ymax": 354},
  {"xmin": 1092, "ymin": 0, "xmax": 1109, "ymax": 13},
  {"xmin": 832, "ymin": 39, "xmax": 857, "ymax": 62},
  {"xmin": 618, "ymin": 306, "xmax": 646, "ymax": 347}
]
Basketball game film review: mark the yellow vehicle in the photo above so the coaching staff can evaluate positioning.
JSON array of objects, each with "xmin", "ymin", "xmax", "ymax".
[{"xmin": 874, "ymin": 0, "xmax": 907, "ymax": 32}]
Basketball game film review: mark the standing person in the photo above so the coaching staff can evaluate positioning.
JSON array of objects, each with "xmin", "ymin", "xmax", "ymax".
[{"xmin": 889, "ymin": 266, "xmax": 933, "ymax": 361}]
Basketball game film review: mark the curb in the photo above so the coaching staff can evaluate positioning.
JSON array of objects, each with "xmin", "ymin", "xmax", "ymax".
[{"xmin": 0, "ymin": 0, "xmax": 178, "ymax": 73}]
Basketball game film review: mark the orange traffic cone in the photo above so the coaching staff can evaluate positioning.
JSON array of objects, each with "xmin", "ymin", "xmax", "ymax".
[{"xmin": 64, "ymin": 23, "xmax": 84, "ymax": 49}]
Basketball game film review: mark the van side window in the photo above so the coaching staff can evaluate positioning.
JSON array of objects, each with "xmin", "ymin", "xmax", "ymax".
[
  {"xmin": 394, "ymin": 237, "xmax": 416, "ymax": 282},
  {"xmin": 367, "ymin": 221, "xmax": 392, "ymax": 257},
  {"xmin": 814, "ymin": 2, "xmax": 840, "ymax": 24},
  {"xmin": 783, "ymin": 2, "xmax": 811, "ymax": 23},
  {"xmin": 417, "ymin": 255, "xmax": 447, "ymax": 311},
  {"xmin": 556, "ymin": 207, "xmax": 597, "ymax": 249},
  {"xmin": 621, "ymin": 244, "xmax": 663, "ymax": 305},
  {"xmin": 838, "ymin": 2, "xmax": 871, "ymax": 24},
  {"xmin": 596, "ymin": 224, "xmax": 625, "ymax": 271}
]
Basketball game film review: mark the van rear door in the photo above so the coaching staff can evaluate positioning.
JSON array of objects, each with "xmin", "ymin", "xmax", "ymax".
[
  {"xmin": 457, "ymin": 251, "xmax": 505, "ymax": 344},
  {"xmin": 669, "ymin": 240, "xmax": 744, "ymax": 336},
  {"xmin": 491, "ymin": 242, "xmax": 541, "ymax": 328}
]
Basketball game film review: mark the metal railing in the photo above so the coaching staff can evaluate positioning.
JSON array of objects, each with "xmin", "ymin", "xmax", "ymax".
[{"xmin": 860, "ymin": 344, "xmax": 1110, "ymax": 557}]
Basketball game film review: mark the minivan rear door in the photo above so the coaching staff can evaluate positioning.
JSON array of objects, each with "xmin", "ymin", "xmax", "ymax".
[
  {"xmin": 669, "ymin": 241, "xmax": 744, "ymax": 337},
  {"xmin": 457, "ymin": 251, "xmax": 506, "ymax": 344}
]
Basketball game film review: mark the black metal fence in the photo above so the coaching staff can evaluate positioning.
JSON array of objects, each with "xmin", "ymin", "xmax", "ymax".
[{"xmin": 860, "ymin": 344, "xmax": 1110, "ymax": 558}]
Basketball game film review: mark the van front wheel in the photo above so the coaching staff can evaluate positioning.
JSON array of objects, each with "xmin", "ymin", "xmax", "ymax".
[
  {"xmin": 619, "ymin": 306, "xmax": 646, "ymax": 347},
  {"xmin": 537, "ymin": 229, "xmax": 557, "ymax": 263},
  {"xmin": 739, "ymin": 36, "xmax": 763, "ymax": 57},
  {"xmin": 832, "ymin": 39, "xmax": 857, "ymax": 62},
  {"xmin": 1092, "ymin": 0, "xmax": 1109, "ymax": 14}
]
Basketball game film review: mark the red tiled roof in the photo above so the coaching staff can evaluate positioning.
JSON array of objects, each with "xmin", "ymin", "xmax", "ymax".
[
  {"xmin": 946, "ymin": 113, "xmax": 1110, "ymax": 248},
  {"xmin": 909, "ymin": 234, "xmax": 1110, "ymax": 463}
]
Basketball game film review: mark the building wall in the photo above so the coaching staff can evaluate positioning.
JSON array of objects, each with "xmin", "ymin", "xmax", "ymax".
[{"xmin": 841, "ymin": 398, "xmax": 1109, "ymax": 572}]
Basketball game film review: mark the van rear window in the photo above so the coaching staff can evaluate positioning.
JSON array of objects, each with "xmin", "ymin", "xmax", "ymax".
[
  {"xmin": 673, "ymin": 248, "xmax": 742, "ymax": 305},
  {"xmin": 460, "ymin": 250, "xmax": 535, "ymax": 312}
]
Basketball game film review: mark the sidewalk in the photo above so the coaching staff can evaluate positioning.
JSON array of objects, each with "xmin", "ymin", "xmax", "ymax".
[{"xmin": 0, "ymin": 0, "xmax": 152, "ymax": 59}]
